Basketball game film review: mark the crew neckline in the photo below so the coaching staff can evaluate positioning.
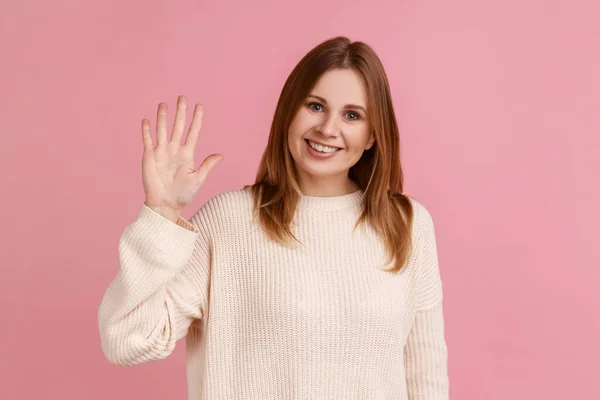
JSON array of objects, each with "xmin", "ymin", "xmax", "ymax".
[{"xmin": 296, "ymin": 189, "xmax": 364, "ymax": 212}]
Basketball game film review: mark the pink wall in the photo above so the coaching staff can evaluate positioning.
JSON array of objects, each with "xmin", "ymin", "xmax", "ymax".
[{"xmin": 1, "ymin": 0, "xmax": 598, "ymax": 398}]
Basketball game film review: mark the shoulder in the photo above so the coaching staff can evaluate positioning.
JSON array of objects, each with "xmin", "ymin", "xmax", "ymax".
[
  {"xmin": 405, "ymin": 196, "xmax": 443, "ymax": 307},
  {"xmin": 406, "ymin": 196, "xmax": 435, "ymax": 232},
  {"xmin": 409, "ymin": 197, "xmax": 437, "ymax": 270},
  {"xmin": 202, "ymin": 187, "xmax": 254, "ymax": 213},
  {"xmin": 189, "ymin": 187, "xmax": 255, "ymax": 230}
]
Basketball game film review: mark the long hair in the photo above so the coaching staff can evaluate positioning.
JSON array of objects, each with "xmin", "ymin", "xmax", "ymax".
[{"xmin": 244, "ymin": 36, "xmax": 414, "ymax": 273}]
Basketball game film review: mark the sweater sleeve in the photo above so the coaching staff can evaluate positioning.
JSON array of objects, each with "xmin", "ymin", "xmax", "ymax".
[
  {"xmin": 404, "ymin": 205, "xmax": 449, "ymax": 399},
  {"xmin": 97, "ymin": 203, "xmax": 212, "ymax": 366}
]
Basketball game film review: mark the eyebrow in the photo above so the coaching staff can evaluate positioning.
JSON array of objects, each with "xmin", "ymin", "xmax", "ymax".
[{"xmin": 307, "ymin": 94, "xmax": 367, "ymax": 113}]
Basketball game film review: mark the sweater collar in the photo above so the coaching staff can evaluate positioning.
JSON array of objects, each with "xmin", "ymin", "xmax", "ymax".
[{"xmin": 296, "ymin": 189, "xmax": 364, "ymax": 212}]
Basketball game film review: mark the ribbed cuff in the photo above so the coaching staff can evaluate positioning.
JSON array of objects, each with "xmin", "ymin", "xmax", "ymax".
[{"xmin": 121, "ymin": 203, "xmax": 200, "ymax": 269}]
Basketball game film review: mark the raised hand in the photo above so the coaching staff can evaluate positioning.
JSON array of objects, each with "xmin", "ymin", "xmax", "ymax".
[{"xmin": 141, "ymin": 95, "xmax": 223, "ymax": 220}]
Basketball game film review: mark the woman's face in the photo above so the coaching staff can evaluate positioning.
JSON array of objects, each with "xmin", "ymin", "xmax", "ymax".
[{"xmin": 287, "ymin": 68, "xmax": 374, "ymax": 192}]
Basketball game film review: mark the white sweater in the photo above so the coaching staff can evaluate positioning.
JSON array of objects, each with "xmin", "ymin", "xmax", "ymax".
[{"xmin": 98, "ymin": 188, "xmax": 449, "ymax": 399}]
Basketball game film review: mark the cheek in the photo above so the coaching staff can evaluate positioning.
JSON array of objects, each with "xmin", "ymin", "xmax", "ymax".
[
  {"xmin": 287, "ymin": 126, "xmax": 304, "ymax": 159},
  {"xmin": 345, "ymin": 128, "xmax": 372, "ymax": 151},
  {"xmin": 287, "ymin": 127, "xmax": 300, "ymax": 151},
  {"xmin": 288, "ymin": 114, "xmax": 305, "ymax": 141}
]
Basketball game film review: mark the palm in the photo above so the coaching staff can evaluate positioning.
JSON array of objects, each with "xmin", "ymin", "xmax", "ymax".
[
  {"xmin": 142, "ymin": 149, "xmax": 199, "ymax": 209},
  {"xmin": 140, "ymin": 95, "xmax": 223, "ymax": 212}
]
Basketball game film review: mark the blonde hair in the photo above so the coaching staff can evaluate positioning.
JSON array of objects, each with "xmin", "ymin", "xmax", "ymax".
[{"xmin": 244, "ymin": 36, "xmax": 414, "ymax": 273}]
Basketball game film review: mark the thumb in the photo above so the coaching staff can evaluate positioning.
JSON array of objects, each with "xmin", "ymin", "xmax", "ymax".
[{"xmin": 194, "ymin": 153, "xmax": 223, "ymax": 186}]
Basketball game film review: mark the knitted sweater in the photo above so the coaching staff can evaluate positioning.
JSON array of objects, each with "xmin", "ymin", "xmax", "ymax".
[{"xmin": 98, "ymin": 188, "xmax": 449, "ymax": 399}]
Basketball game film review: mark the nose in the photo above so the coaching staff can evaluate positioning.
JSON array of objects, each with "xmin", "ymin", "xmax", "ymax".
[{"xmin": 317, "ymin": 114, "xmax": 340, "ymax": 137}]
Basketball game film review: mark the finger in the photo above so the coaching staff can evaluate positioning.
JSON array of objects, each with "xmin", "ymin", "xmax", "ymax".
[
  {"xmin": 194, "ymin": 153, "xmax": 223, "ymax": 186},
  {"xmin": 185, "ymin": 103, "xmax": 203, "ymax": 148},
  {"xmin": 171, "ymin": 95, "xmax": 187, "ymax": 145},
  {"xmin": 156, "ymin": 102, "xmax": 168, "ymax": 145},
  {"xmin": 142, "ymin": 119, "xmax": 153, "ymax": 150}
]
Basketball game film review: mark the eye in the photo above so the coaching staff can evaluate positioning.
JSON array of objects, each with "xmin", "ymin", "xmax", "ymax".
[
  {"xmin": 345, "ymin": 112, "xmax": 361, "ymax": 121},
  {"xmin": 307, "ymin": 102, "xmax": 323, "ymax": 112},
  {"xmin": 306, "ymin": 102, "xmax": 362, "ymax": 121}
]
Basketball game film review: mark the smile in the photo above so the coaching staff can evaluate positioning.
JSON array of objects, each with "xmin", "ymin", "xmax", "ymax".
[{"xmin": 305, "ymin": 139, "xmax": 341, "ymax": 154}]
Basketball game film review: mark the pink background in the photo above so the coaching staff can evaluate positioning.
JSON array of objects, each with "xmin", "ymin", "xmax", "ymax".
[{"xmin": 1, "ymin": 0, "xmax": 598, "ymax": 398}]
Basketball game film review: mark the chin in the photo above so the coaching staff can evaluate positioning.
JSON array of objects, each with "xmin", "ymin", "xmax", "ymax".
[{"xmin": 297, "ymin": 162, "xmax": 346, "ymax": 179}]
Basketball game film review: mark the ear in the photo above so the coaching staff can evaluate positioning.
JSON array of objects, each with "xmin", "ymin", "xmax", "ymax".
[{"xmin": 365, "ymin": 134, "xmax": 375, "ymax": 150}]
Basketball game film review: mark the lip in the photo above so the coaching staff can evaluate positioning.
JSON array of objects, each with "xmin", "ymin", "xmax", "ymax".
[
  {"xmin": 305, "ymin": 138, "xmax": 343, "ymax": 149},
  {"xmin": 304, "ymin": 139, "xmax": 341, "ymax": 159}
]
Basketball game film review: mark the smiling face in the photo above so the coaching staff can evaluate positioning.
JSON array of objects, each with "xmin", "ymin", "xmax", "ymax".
[{"xmin": 287, "ymin": 68, "xmax": 374, "ymax": 195}]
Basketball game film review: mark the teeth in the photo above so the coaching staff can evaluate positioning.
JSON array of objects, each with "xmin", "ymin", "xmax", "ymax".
[{"xmin": 308, "ymin": 140, "xmax": 339, "ymax": 153}]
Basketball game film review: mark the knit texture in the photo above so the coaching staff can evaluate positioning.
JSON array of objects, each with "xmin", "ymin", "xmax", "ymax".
[{"xmin": 98, "ymin": 188, "xmax": 449, "ymax": 399}]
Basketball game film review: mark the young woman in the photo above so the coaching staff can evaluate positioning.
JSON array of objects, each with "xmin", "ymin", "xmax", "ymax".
[{"xmin": 98, "ymin": 36, "xmax": 449, "ymax": 399}]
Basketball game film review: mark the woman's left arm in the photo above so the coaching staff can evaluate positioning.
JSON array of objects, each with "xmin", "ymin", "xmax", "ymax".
[{"xmin": 404, "ymin": 205, "xmax": 449, "ymax": 399}]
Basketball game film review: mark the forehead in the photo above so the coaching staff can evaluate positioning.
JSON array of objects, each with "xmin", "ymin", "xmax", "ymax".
[{"xmin": 311, "ymin": 68, "xmax": 367, "ymax": 108}]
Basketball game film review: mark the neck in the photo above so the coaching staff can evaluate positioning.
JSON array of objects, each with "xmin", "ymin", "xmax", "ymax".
[
  {"xmin": 296, "ymin": 187, "xmax": 364, "ymax": 212},
  {"xmin": 297, "ymin": 175, "xmax": 359, "ymax": 197}
]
